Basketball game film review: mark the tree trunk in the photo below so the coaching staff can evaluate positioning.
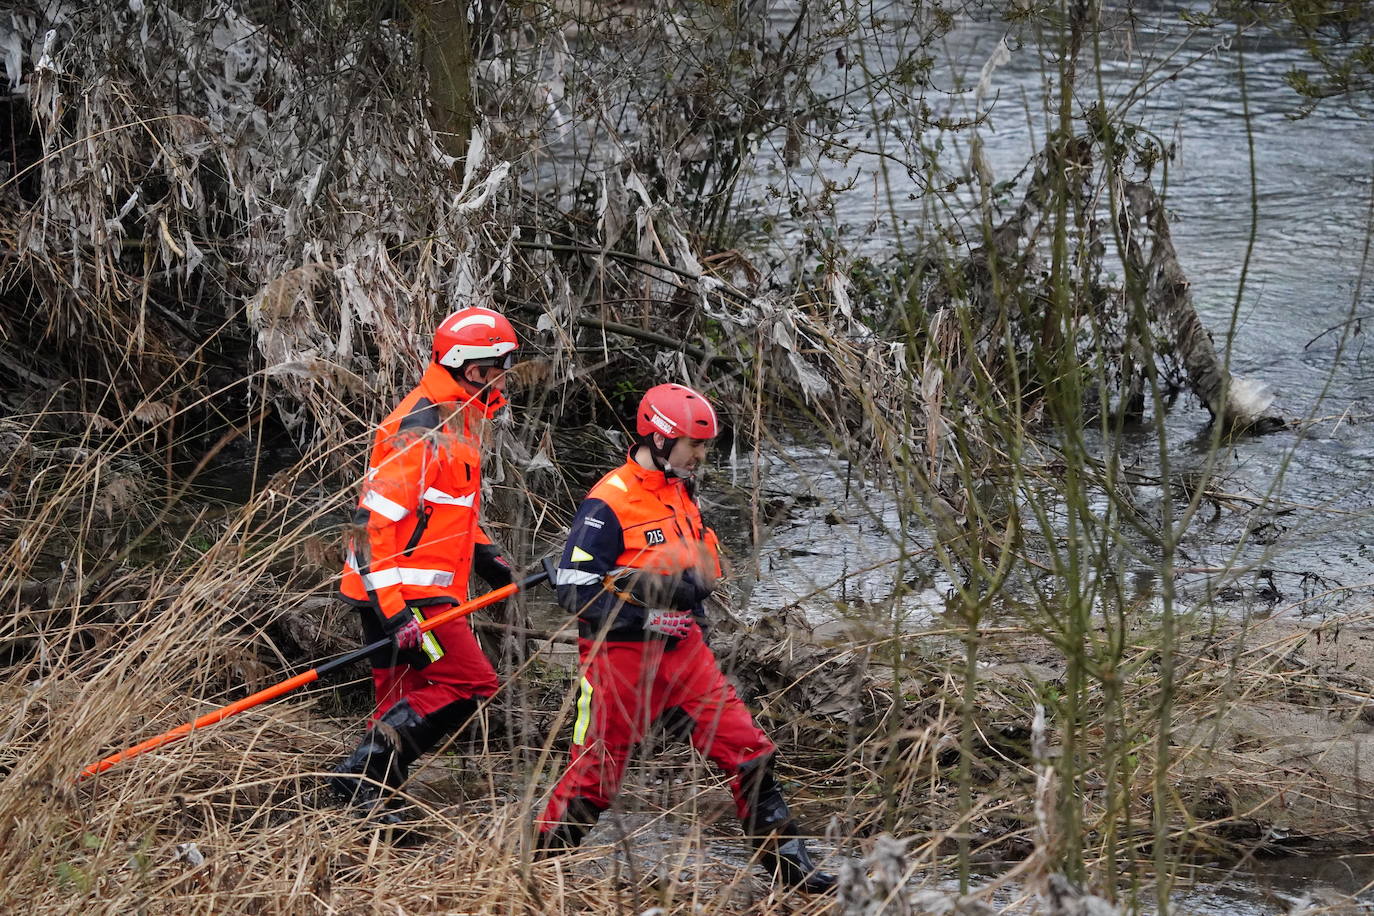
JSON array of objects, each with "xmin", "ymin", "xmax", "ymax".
[{"xmin": 418, "ymin": 0, "xmax": 475, "ymax": 165}]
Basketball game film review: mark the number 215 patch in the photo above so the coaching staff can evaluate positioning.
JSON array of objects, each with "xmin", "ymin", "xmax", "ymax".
[{"xmin": 644, "ymin": 528, "xmax": 666, "ymax": 545}]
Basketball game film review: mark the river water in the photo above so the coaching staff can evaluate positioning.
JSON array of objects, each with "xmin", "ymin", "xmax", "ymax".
[{"xmin": 723, "ymin": 0, "xmax": 1374, "ymax": 630}]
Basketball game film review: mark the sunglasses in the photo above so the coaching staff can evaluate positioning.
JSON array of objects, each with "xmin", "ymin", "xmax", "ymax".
[{"xmin": 469, "ymin": 355, "xmax": 515, "ymax": 373}]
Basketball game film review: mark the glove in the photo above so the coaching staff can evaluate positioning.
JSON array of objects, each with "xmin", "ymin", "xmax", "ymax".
[
  {"xmin": 678, "ymin": 568, "xmax": 715, "ymax": 606},
  {"xmin": 613, "ymin": 568, "xmax": 714, "ymax": 610},
  {"xmin": 643, "ymin": 609, "xmax": 694, "ymax": 639},
  {"xmin": 393, "ymin": 618, "xmax": 422, "ymax": 650},
  {"xmin": 473, "ymin": 542, "xmax": 514, "ymax": 589},
  {"xmin": 383, "ymin": 608, "xmax": 425, "ymax": 650}
]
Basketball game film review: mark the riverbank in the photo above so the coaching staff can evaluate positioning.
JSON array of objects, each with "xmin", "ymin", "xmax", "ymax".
[
  {"xmin": 373, "ymin": 602, "xmax": 1374, "ymax": 911},
  {"xmin": 5, "ymin": 552, "xmax": 1374, "ymax": 913},
  {"xmin": 708, "ymin": 603, "xmax": 1374, "ymax": 859}
]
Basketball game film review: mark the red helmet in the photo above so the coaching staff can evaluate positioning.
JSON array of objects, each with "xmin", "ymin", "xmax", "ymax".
[
  {"xmin": 637, "ymin": 384, "xmax": 719, "ymax": 440},
  {"xmin": 433, "ymin": 306, "xmax": 519, "ymax": 371}
]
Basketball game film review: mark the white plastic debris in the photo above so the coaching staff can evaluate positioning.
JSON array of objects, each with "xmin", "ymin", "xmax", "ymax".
[{"xmin": 174, "ymin": 842, "xmax": 205, "ymax": 867}]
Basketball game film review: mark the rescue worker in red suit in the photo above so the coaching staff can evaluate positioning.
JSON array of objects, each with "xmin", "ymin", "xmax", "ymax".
[
  {"xmin": 535, "ymin": 384, "xmax": 836, "ymax": 893},
  {"xmin": 328, "ymin": 306, "xmax": 519, "ymax": 822}
]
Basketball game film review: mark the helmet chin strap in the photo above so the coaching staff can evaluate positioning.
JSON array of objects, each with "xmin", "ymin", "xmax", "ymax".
[
  {"xmin": 444, "ymin": 364, "xmax": 506, "ymax": 417},
  {"xmin": 646, "ymin": 435, "xmax": 689, "ymax": 479}
]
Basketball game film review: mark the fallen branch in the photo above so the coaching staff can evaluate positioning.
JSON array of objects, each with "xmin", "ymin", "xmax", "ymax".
[{"xmin": 1120, "ymin": 180, "xmax": 1284, "ymax": 433}]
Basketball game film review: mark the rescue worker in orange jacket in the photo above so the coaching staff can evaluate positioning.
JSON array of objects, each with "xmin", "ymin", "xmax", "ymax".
[
  {"xmin": 534, "ymin": 383, "xmax": 836, "ymax": 893},
  {"xmin": 328, "ymin": 306, "xmax": 519, "ymax": 822}
]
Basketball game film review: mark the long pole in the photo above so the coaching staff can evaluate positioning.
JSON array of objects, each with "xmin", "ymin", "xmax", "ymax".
[{"xmin": 76, "ymin": 569, "xmax": 550, "ymax": 782}]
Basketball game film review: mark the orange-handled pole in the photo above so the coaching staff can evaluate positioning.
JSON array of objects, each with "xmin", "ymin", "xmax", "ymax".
[{"xmin": 76, "ymin": 568, "xmax": 549, "ymax": 782}]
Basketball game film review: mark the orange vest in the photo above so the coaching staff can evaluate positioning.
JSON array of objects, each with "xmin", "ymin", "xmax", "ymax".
[
  {"xmin": 586, "ymin": 460, "xmax": 721, "ymax": 581},
  {"xmin": 339, "ymin": 364, "xmax": 491, "ymax": 621}
]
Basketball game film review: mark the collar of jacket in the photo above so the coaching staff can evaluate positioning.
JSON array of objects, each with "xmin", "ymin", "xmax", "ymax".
[
  {"xmin": 620, "ymin": 451, "xmax": 684, "ymax": 495},
  {"xmin": 418, "ymin": 363, "xmax": 508, "ymax": 420}
]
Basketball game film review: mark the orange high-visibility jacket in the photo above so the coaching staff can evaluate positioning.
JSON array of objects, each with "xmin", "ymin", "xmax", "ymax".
[
  {"xmin": 340, "ymin": 364, "xmax": 498, "ymax": 624},
  {"xmin": 553, "ymin": 457, "xmax": 722, "ymax": 639}
]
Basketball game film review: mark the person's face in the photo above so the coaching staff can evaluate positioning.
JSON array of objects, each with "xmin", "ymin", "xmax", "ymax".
[
  {"xmin": 664, "ymin": 435, "xmax": 712, "ymax": 477},
  {"xmin": 462, "ymin": 361, "xmax": 507, "ymax": 394}
]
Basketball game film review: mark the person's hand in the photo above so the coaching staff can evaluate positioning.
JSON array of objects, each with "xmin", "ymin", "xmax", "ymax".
[
  {"xmin": 644, "ymin": 609, "xmax": 694, "ymax": 638},
  {"xmin": 692, "ymin": 544, "xmax": 718, "ymax": 594},
  {"xmin": 384, "ymin": 607, "xmax": 435, "ymax": 651},
  {"xmin": 391, "ymin": 616, "xmax": 422, "ymax": 650},
  {"xmin": 474, "ymin": 543, "xmax": 514, "ymax": 589},
  {"xmin": 611, "ymin": 569, "xmax": 672, "ymax": 607},
  {"xmin": 612, "ymin": 567, "xmax": 713, "ymax": 610}
]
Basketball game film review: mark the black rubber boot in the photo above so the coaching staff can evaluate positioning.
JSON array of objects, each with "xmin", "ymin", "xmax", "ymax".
[
  {"xmin": 737, "ymin": 756, "xmax": 837, "ymax": 894},
  {"xmin": 399, "ymin": 696, "xmax": 483, "ymax": 759},
  {"xmin": 327, "ymin": 733, "xmax": 407, "ymax": 824},
  {"xmin": 759, "ymin": 835, "xmax": 838, "ymax": 894},
  {"xmin": 337, "ymin": 696, "xmax": 487, "ymax": 822},
  {"xmin": 534, "ymin": 797, "xmax": 606, "ymax": 858},
  {"xmin": 327, "ymin": 699, "xmax": 434, "ymax": 825}
]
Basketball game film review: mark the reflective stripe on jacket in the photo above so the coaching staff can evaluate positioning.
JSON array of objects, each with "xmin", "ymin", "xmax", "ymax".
[
  {"xmin": 554, "ymin": 457, "xmax": 721, "ymax": 640},
  {"xmin": 340, "ymin": 364, "xmax": 490, "ymax": 624}
]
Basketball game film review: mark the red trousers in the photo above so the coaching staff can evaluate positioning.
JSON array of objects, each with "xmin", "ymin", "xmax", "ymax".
[
  {"xmin": 538, "ymin": 624, "xmax": 775, "ymax": 830},
  {"xmin": 371, "ymin": 612, "xmax": 499, "ymax": 721}
]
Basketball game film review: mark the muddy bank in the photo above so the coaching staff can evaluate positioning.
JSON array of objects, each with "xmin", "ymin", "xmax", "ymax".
[{"xmin": 671, "ymin": 602, "xmax": 1374, "ymax": 861}]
